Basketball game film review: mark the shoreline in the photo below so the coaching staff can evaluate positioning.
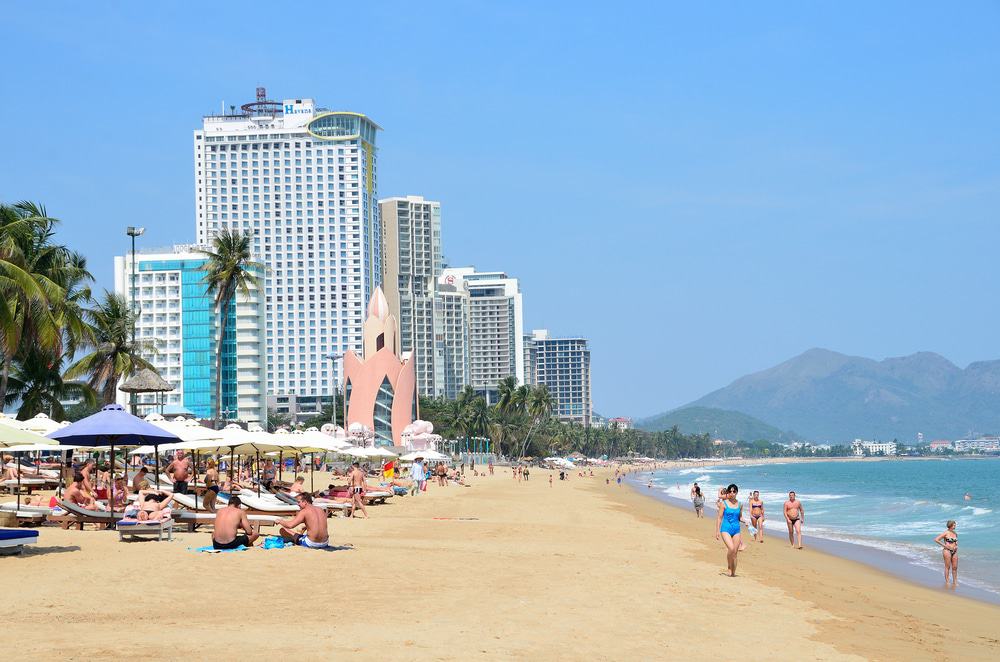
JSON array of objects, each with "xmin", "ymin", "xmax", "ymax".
[{"xmin": 626, "ymin": 474, "xmax": 1000, "ymax": 606}]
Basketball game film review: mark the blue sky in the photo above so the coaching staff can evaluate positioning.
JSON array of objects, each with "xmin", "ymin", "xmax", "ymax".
[{"xmin": 3, "ymin": 2, "xmax": 1000, "ymax": 418}]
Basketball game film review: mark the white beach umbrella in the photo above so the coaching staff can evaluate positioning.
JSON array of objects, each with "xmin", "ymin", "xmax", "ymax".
[
  {"xmin": 367, "ymin": 447, "xmax": 398, "ymax": 458},
  {"xmin": 400, "ymin": 449, "xmax": 448, "ymax": 461},
  {"xmin": 21, "ymin": 413, "xmax": 64, "ymax": 435}
]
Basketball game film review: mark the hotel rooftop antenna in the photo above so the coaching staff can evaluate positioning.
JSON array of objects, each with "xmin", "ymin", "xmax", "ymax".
[{"xmin": 241, "ymin": 85, "xmax": 281, "ymax": 117}]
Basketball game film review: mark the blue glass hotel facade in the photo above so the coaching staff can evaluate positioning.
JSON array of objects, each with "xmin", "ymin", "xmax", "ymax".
[{"xmin": 114, "ymin": 247, "xmax": 266, "ymax": 423}]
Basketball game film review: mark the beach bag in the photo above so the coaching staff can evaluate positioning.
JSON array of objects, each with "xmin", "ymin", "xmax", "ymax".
[{"xmin": 263, "ymin": 536, "xmax": 288, "ymax": 550}]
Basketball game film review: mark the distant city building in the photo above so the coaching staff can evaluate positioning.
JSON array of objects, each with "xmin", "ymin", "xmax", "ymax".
[
  {"xmin": 433, "ymin": 273, "xmax": 471, "ymax": 399},
  {"xmin": 929, "ymin": 440, "xmax": 953, "ymax": 452},
  {"xmin": 114, "ymin": 246, "xmax": 266, "ymax": 423},
  {"xmin": 607, "ymin": 417, "xmax": 632, "ymax": 431},
  {"xmin": 952, "ymin": 437, "xmax": 1000, "ymax": 453},
  {"xmin": 193, "ymin": 88, "xmax": 381, "ymax": 414},
  {"xmin": 440, "ymin": 267, "xmax": 524, "ymax": 403},
  {"xmin": 342, "ymin": 287, "xmax": 417, "ymax": 446},
  {"xmin": 381, "ymin": 196, "xmax": 442, "ymax": 398},
  {"xmin": 523, "ymin": 330, "xmax": 592, "ymax": 425},
  {"xmin": 851, "ymin": 439, "xmax": 898, "ymax": 456}
]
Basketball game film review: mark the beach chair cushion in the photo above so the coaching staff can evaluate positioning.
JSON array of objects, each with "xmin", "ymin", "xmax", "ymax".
[{"xmin": 0, "ymin": 528, "xmax": 39, "ymax": 548}]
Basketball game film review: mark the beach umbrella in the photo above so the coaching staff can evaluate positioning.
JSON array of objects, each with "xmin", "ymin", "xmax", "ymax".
[
  {"xmin": 0, "ymin": 422, "xmax": 53, "ymax": 447},
  {"xmin": 48, "ymin": 404, "xmax": 181, "ymax": 519},
  {"xmin": 20, "ymin": 413, "xmax": 64, "ymax": 435},
  {"xmin": 400, "ymin": 449, "xmax": 448, "ymax": 462},
  {"xmin": 367, "ymin": 447, "xmax": 398, "ymax": 458}
]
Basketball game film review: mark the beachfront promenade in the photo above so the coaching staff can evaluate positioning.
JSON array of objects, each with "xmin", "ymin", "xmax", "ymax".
[{"xmin": 5, "ymin": 465, "xmax": 999, "ymax": 660}]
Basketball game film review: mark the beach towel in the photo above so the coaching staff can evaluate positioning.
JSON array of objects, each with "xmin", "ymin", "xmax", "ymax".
[
  {"xmin": 263, "ymin": 536, "xmax": 292, "ymax": 550},
  {"xmin": 191, "ymin": 545, "xmax": 248, "ymax": 553}
]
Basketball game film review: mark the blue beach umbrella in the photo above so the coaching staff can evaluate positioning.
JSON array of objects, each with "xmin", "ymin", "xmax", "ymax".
[{"xmin": 48, "ymin": 404, "xmax": 181, "ymax": 518}]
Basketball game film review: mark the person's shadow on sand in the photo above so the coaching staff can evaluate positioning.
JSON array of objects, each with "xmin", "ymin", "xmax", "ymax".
[{"xmin": 18, "ymin": 545, "xmax": 82, "ymax": 556}]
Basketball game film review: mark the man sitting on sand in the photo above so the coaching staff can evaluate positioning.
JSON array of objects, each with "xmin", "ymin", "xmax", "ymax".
[
  {"xmin": 277, "ymin": 493, "xmax": 329, "ymax": 549},
  {"xmin": 212, "ymin": 496, "xmax": 260, "ymax": 550}
]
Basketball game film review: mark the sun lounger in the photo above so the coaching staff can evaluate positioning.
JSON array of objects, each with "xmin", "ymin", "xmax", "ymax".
[
  {"xmin": 118, "ymin": 519, "xmax": 173, "ymax": 542},
  {"xmin": 0, "ymin": 528, "xmax": 39, "ymax": 555},
  {"xmin": 6, "ymin": 462, "xmax": 60, "ymax": 479},
  {"xmin": 273, "ymin": 491, "xmax": 352, "ymax": 515},
  {"xmin": 48, "ymin": 500, "xmax": 124, "ymax": 530},
  {"xmin": 0, "ymin": 502, "xmax": 53, "ymax": 523},
  {"xmin": 171, "ymin": 510, "xmax": 280, "ymax": 532},
  {"xmin": 2, "ymin": 478, "xmax": 48, "ymax": 494}
]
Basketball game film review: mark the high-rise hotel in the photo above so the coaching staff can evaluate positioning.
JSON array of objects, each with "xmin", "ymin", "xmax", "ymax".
[{"xmin": 193, "ymin": 89, "xmax": 381, "ymax": 418}]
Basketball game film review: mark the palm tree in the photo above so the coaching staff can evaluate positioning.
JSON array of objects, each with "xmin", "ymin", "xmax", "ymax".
[
  {"xmin": 196, "ymin": 229, "xmax": 263, "ymax": 425},
  {"xmin": 495, "ymin": 376, "xmax": 519, "ymax": 416},
  {"xmin": 519, "ymin": 385, "xmax": 554, "ymax": 458},
  {"xmin": 65, "ymin": 292, "xmax": 154, "ymax": 404},
  {"xmin": 465, "ymin": 395, "xmax": 491, "ymax": 452},
  {"xmin": 6, "ymin": 349, "xmax": 96, "ymax": 419},
  {"xmin": 0, "ymin": 202, "xmax": 64, "ymax": 406}
]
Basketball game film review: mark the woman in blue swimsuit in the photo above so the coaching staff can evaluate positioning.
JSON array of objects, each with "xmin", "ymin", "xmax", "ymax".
[{"xmin": 715, "ymin": 483, "xmax": 744, "ymax": 577}]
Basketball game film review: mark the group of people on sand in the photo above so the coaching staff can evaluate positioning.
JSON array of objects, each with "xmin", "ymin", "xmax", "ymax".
[{"xmin": 689, "ymin": 482, "xmax": 805, "ymax": 577}]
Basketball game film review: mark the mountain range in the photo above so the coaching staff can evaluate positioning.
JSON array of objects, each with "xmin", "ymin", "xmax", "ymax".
[
  {"xmin": 641, "ymin": 348, "xmax": 1000, "ymax": 442},
  {"xmin": 636, "ymin": 406, "xmax": 798, "ymax": 443}
]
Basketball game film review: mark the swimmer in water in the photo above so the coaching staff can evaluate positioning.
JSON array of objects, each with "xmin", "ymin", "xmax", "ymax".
[{"xmin": 964, "ymin": 492, "xmax": 972, "ymax": 501}]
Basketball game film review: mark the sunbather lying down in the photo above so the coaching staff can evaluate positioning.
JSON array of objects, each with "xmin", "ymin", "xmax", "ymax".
[
  {"xmin": 123, "ymin": 489, "xmax": 174, "ymax": 522},
  {"xmin": 22, "ymin": 494, "xmax": 54, "ymax": 507}
]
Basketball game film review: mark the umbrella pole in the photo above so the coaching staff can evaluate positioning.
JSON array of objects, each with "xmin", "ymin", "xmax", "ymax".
[
  {"xmin": 256, "ymin": 450, "xmax": 261, "ymax": 496},
  {"xmin": 194, "ymin": 450, "xmax": 199, "ymax": 513},
  {"xmin": 279, "ymin": 451, "xmax": 283, "ymax": 483},
  {"xmin": 310, "ymin": 452, "xmax": 314, "ymax": 494},
  {"xmin": 109, "ymin": 442, "xmax": 115, "ymax": 521}
]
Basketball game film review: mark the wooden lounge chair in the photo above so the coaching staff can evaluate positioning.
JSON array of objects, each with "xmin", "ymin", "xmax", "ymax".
[
  {"xmin": 0, "ymin": 528, "xmax": 39, "ymax": 555},
  {"xmin": 273, "ymin": 491, "xmax": 352, "ymax": 516},
  {"xmin": 118, "ymin": 519, "xmax": 174, "ymax": 542},
  {"xmin": 48, "ymin": 500, "xmax": 124, "ymax": 530}
]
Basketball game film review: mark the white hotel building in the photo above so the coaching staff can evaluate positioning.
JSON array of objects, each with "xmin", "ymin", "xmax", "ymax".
[
  {"xmin": 440, "ymin": 267, "xmax": 524, "ymax": 403},
  {"xmin": 193, "ymin": 89, "xmax": 381, "ymax": 419}
]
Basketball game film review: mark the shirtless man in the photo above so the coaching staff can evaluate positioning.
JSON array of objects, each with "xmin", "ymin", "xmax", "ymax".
[
  {"xmin": 79, "ymin": 460, "xmax": 97, "ymax": 497},
  {"xmin": 212, "ymin": 496, "xmax": 260, "ymax": 550},
  {"xmin": 278, "ymin": 493, "xmax": 329, "ymax": 548},
  {"xmin": 347, "ymin": 462, "xmax": 369, "ymax": 519},
  {"xmin": 784, "ymin": 491, "xmax": 805, "ymax": 549},
  {"xmin": 166, "ymin": 451, "xmax": 191, "ymax": 494},
  {"xmin": 65, "ymin": 474, "xmax": 101, "ymax": 510}
]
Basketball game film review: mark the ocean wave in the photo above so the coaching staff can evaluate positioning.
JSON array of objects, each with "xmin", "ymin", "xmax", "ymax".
[
  {"xmin": 964, "ymin": 506, "xmax": 993, "ymax": 515},
  {"xmin": 675, "ymin": 467, "xmax": 733, "ymax": 475}
]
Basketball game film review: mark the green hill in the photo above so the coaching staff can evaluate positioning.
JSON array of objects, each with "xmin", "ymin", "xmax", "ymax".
[{"xmin": 636, "ymin": 406, "xmax": 799, "ymax": 443}]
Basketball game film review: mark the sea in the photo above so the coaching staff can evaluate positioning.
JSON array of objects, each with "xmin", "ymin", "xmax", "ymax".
[{"xmin": 634, "ymin": 457, "xmax": 1000, "ymax": 604}]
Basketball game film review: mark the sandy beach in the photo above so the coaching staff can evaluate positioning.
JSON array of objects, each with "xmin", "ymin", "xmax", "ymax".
[{"xmin": 4, "ymin": 465, "xmax": 999, "ymax": 661}]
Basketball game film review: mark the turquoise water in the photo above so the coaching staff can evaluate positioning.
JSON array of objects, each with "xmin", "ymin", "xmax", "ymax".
[{"xmin": 647, "ymin": 458, "xmax": 1000, "ymax": 599}]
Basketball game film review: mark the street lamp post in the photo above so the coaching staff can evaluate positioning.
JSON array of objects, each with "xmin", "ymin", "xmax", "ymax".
[
  {"xmin": 126, "ymin": 226, "xmax": 145, "ymax": 415},
  {"xmin": 325, "ymin": 352, "xmax": 343, "ymax": 429}
]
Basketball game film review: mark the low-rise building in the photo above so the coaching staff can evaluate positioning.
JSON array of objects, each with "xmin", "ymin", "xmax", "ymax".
[
  {"xmin": 953, "ymin": 437, "xmax": 1000, "ymax": 453},
  {"xmin": 851, "ymin": 439, "xmax": 897, "ymax": 456},
  {"xmin": 929, "ymin": 440, "xmax": 953, "ymax": 452}
]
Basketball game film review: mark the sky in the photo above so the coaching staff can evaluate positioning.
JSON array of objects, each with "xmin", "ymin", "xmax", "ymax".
[{"xmin": 3, "ymin": 2, "xmax": 1000, "ymax": 418}]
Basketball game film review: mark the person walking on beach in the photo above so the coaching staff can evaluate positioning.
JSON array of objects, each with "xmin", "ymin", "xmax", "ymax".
[
  {"xmin": 549, "ymin": 473, "xmax": 553, "ymax": 488},
  {"xmin": 410, "ymin": 457, "xmax": 426, "ymax": 496},
  {"xmin": 933, "ymin": 520, "xmax": 959, "ymax": 586},
  {"xmin": 784, "ymin": 491, "xmax": 804, "ymax": 549},
  {"xmin": 348, "ymin": 462, "xmax": 369, "ymax": 519},
  {"xmin": 716, "ymin": 483, "xmax": 744, "ymax": 577},
  {"xmin": 749, "ymin": 491, "xmax": 765, "ymax": 543},
  {"xmin": 692, "ymin": 484, "xmax": 705, "ymax": 518}
]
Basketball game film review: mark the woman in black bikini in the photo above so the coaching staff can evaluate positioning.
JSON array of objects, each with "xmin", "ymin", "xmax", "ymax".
[
  {"xmin": 748, "ymin": 491, "xmax": 764, "ymax": 543},
  {"xmin": 933, "ymin": 520, "xmax": 959, "ymax": 586}
]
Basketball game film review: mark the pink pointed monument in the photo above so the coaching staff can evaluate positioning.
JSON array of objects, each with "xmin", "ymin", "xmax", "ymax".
[{"xmin": 342, "ymin": 287, "xmax": 417, "ymax": 446}]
